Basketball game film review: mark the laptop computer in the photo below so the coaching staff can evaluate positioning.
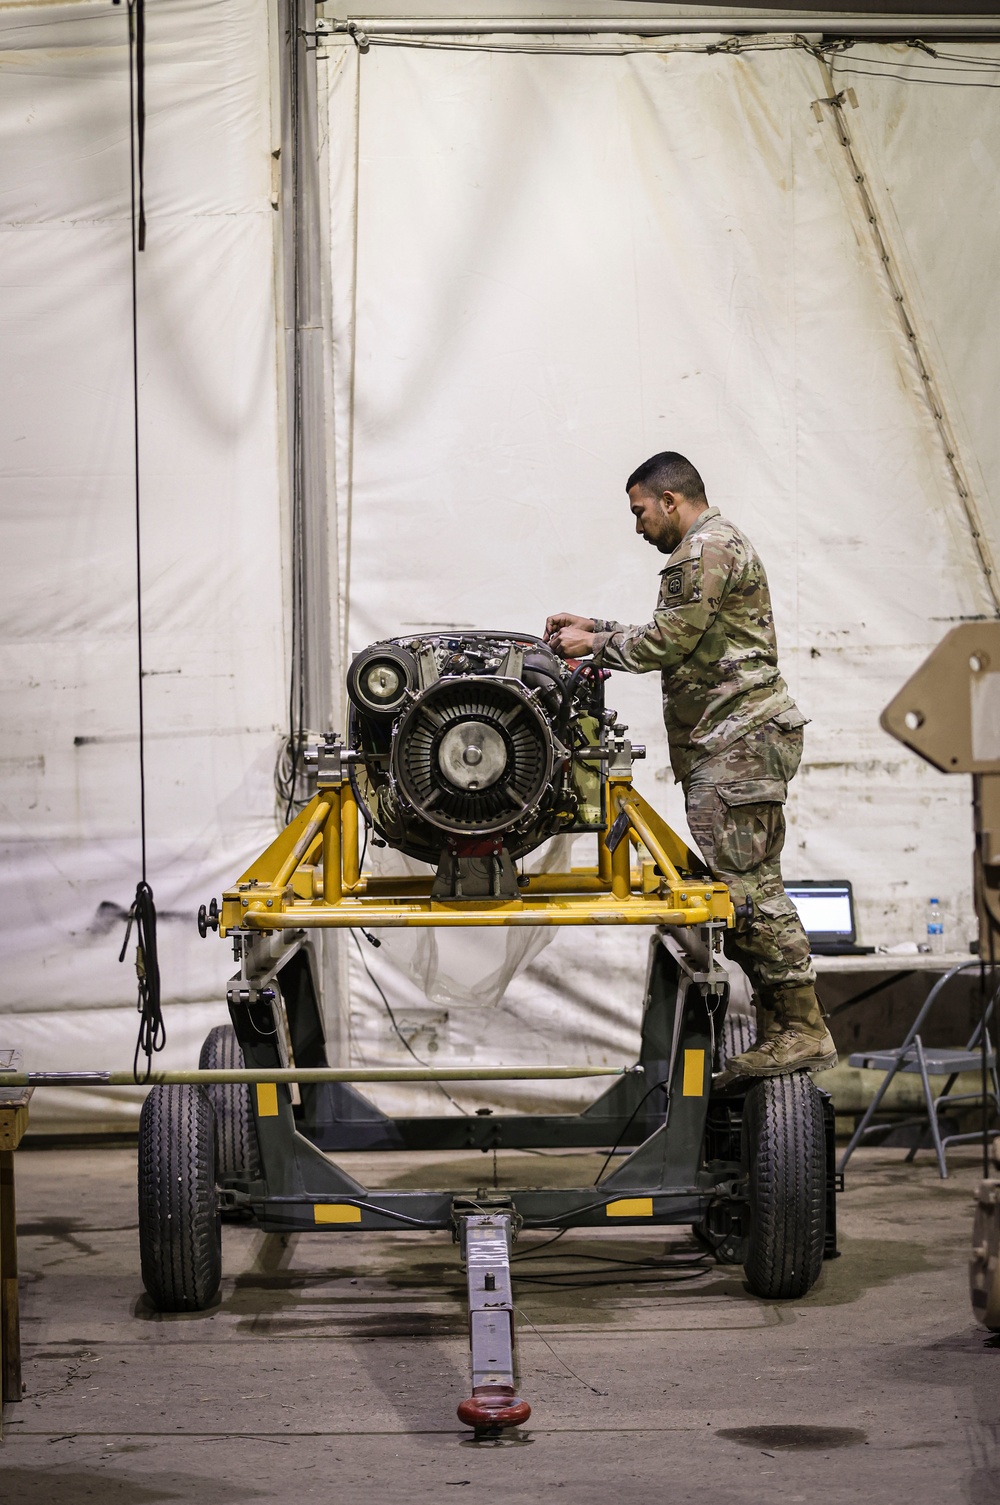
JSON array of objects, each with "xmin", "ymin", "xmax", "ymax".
[{"xmin": 783, "ymin": 879, "xmax": 876, "ymax": 956}]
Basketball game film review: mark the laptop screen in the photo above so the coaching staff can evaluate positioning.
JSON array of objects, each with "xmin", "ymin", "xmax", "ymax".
[{"xmin": 784, "ymin": 882, "xmax": 855, "ymax": 941}]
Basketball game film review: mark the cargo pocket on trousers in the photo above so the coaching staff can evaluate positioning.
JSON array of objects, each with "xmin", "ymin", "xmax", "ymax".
[
  {"xmin": 716, "ymin": 777, "xmax": 787, "ymax": 874},
  {"xmin": 755, "ymin": 892, "xmax": 812, "ymax": 963},
  {"xmin": 755, "ymin": 893, "xmax": 801, "ymax": 925}
]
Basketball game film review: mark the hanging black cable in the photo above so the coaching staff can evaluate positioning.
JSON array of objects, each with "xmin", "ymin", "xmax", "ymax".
[
  {"xmin": 593, "ymin": 1077, "xmax": 669, "ymax": 1187},
  {"xmin": 118, "ymin": 0, "xmax": 163, "ymax": 1083},
  {"xmin": 349, "ymin": 932, "xmax": 468, "ymax": 1115},
  {"xmin": 135, "ymin": 0, "xmax": 147, "ymax": 250},
  {"xmin": 112, "ymin": 0, "xmax": 146, "ymax": 243}
]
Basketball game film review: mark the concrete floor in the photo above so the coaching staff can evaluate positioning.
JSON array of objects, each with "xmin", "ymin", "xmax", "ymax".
[{"xmin": 1, "ymin": 1142, "xmax": 998, "ymax": 1504}]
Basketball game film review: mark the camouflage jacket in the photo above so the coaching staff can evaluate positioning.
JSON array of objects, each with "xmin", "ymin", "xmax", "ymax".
[{"xmin": 591, "ymin": 507, "xmax": 804, "ymax": 782}]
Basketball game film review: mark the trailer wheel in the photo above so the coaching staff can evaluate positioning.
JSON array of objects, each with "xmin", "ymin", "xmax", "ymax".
[
  {"xmin": 199, "ymin": 1024, "xmax": 261, "ymax": 1183},
  {"xmin": 138, "ymin": 1084, "xmax": 221, "ymax": 1312},
  {"xmin": 742, "ymin": 1073, "xmax": 826, "ymax": 1300},
  {"xmin": 715, "ymin": 1011, "xmax": 756, "ymax": 1073}
]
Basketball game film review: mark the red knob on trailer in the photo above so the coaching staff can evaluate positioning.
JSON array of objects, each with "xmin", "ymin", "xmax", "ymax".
[{"xmin": 457, "ymin": 1384, "xmax": 531, "ymax": 1430}]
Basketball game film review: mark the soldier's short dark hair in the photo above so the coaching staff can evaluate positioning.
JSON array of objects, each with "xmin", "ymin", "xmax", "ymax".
[{"xmin": 626, "ymin": 451, "xmax": 707, "ymax": 502}]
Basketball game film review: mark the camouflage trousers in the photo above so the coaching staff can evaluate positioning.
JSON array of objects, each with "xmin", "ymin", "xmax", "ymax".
[{"xmin": 683, "ymin": 721, "xmax": 815, "ymax": 997}]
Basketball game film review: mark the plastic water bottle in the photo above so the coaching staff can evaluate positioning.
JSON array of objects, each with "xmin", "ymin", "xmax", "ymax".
[{"xmin": 926, "ymin": 898, "xmax": 945, "ymax": 955}]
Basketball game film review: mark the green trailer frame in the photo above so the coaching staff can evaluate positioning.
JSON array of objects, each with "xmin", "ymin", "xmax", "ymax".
[
  {"xmin": 127, "ymin": 721, "xmax": 839, "ymax": 1433},
  {"xmin": 218, "ymin": 924, "xmax": 837, "ymax": 1254}
]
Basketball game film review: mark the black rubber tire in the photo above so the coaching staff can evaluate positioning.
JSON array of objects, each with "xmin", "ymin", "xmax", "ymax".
[
  {"xmin": 715, "ymin": 1011, "xmax": 756, "ymax": 1073},
  {"xmin": 695, "ymin": 1013, "xmax": 757, "ymax": 1260},
  {"xmin": 199, "ymin": 1024, "xmax": 262, "ymax": 1182},
  {"xmin": 138, "ymin": 1084, "xmax": 222, "ymax": 1312},
  {"xmin": 742, "ymin": 1073, "xmax": 827, "ymax": 1300}
]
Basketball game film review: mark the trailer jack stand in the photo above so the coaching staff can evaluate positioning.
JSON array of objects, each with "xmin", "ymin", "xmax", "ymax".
[{"xmin": 455, "ymin": 1209, "xmax": 530, "ymax": 1435}]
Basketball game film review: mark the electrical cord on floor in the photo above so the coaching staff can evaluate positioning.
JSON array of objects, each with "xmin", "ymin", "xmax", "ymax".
[
  {"xmin": 513, "ymin": 1266, "xmax": 712, "ymax": 1291},
  {"xmin": 512, "ymin": 1231, "xmax": 716, "ymax": 1296},
  {"xmin": 512, "ymin": 1228, "xmax": 716, "ymax": 1286},
  {"xmin": 349, "ymin": 930, "xmax": 469, "ymax": 1115},
  {"xmin": 512, "ymin": 1243, "xmax": 714, "ymax": 1287},
  {"xmin": 513, "ymin": 1305, "xmax": 608, "ymax": 1396},
  {"xmin": 511, "ymin": 1229, "xmax": 568, "ymax": 1261},
  {"xmin": 513, "ymin": 1246, "xmax": 711, "ymax": 1271}
]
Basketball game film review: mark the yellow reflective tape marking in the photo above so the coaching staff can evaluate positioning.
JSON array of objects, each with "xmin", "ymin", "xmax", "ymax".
[
  {"xmin": 256, "ymin": 1082, "xmax": 279, "ymax": 1117},
  {"xmin": 682, "ymin": 1048, "xmax": 705, "ymax": 1097},
  {"xmin": 314, "ymin": 1203, "xmax": 362, "ymax": 1224},
  {"xmin": 605, "ymin": 1197, "xmax": 653, "ymax": 1218}
]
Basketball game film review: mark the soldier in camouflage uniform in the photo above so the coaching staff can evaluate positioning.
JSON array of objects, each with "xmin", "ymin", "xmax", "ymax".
[{"xmin": 544, "ymin": 450, "xmax": 836, "ymax": 1079}]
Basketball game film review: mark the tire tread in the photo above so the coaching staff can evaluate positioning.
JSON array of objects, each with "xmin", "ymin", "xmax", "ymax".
[
  {"xmin": 138, "ymin": 1084, "xmax": 221, "ymax": 1312},
  {"xmin": 716, "ymin": 1012, "xmax": 756, "ymax": 1072},
  {"xmin": 199, "ymin": 1024, "xmax": 262, "ymax": 1181},
  {"xmin": 743, "ymin": 1072, "xmax": 826, "ymax": 1300}
]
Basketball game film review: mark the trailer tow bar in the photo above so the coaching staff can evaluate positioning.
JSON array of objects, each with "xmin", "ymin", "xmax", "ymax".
[{"xmin": 454, "ymin": 1204, "xmax": 530, "ymax": 1435}]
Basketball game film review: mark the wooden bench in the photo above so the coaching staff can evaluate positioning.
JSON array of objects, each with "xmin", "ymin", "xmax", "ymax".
[{"xmin": 0, "ymin": 1083, "xmax": 32, "ymax": 1436}]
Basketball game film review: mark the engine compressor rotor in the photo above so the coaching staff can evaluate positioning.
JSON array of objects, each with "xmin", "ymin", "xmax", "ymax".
[{"xmin": 393, "ymin": 675, "xmax": 552, "ymax": 836}]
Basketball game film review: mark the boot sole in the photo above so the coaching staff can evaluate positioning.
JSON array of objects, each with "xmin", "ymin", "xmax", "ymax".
[{"xmin": 734, "ymin": 1052, "xmax": 839, "ymax": 1079}]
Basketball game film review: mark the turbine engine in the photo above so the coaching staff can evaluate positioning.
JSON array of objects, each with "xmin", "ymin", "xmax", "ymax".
[{"xmin": 346, "ymin": 631, "xmax": 615, "ymax": 898}]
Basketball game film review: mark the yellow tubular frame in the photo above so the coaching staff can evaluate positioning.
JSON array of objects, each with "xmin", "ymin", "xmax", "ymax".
[{"xmin": 219, "ymin": 764, "xmax": 733, "ymax": 936}]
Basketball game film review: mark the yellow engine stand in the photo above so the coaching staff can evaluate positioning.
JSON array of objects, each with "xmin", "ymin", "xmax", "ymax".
[{"xmin": 219, "ymin": 758, "xmax": 733, "ymax": 937}]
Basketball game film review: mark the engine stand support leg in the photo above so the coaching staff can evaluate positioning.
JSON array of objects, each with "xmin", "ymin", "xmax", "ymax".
[{"xmin": 456, "ymin": 1212, "xmax": 530, "ymax": 1435}]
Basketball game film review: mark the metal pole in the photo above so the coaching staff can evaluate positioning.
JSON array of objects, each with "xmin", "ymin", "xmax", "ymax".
[
  {"xmin": 617, "ymin": 794, "xmax": 683, "ymax": 889},
  {"xmin": 341, "ymin": 779, "xmax": 360, "ymax": 888},
  {"xmin": 0, "ymin": 1066, "xmax": 628, "ymax": 1088},
  {"xmin": 284, "ymin": 0, "xmax": 336, "ymax": 733},
  {"xmin": 274, "ymin": 799, "xmax": 332, "ymax": 893},
  {"xmin": 322, "ymin": 16, "xmax": 1000, "ymax": 37},
  {"xmin": 322, "ymin": 787, "xmax": 342, "ymax": 904}
]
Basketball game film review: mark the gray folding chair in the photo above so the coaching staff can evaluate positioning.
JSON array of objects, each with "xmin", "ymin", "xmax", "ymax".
[{"xmin": 838, "ymin": 959, "xmax": 1000, "ymax": 1179}]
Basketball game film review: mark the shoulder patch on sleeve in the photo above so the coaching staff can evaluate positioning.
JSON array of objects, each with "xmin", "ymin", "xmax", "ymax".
[{"xmin": 660, "ymin": 558, "xmax": 699, "ymax": 608}]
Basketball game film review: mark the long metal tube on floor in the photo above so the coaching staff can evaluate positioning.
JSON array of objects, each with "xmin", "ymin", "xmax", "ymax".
[{"xmin": 0, "ymin": 1065, "xmax": 628, "ymax": 1087}]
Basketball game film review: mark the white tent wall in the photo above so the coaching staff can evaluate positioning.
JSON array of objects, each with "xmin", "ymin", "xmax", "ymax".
[
  {"xmin": 2, "ymin": 14, "xmax": 998, "ymax": 1128},
  {"xmin": 788, "ymin": 43, "xmax": 1000, "ymax": 947},
  {"xmin": 830, "ymin": 44, "xmax": 1000, "ymax": 581},
  {"xmin": 321, "ymin": 34, "xmax": 999, "ymax": 1115},
  {"xmin": 0, "ymin": 0, "xmax": 288, "ymax": 1127}
]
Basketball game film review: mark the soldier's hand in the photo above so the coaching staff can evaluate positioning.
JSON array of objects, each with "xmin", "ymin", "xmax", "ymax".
[
  {"xmin": 545, "ymin": 614, "xmax": 596, "ymax": 660},
  {"xmin": 544, "ymin": 612, "xmax": 594, "ymax": 644}
]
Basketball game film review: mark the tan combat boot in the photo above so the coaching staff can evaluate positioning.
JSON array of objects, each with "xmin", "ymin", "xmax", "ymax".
[
  {"xmin": 753, "ymin": 990, "xmax": 782, "ymax": 1046},
  {"xmin": 723, "ymin": 984, "xmax": 837, "ymax": 1078}
]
